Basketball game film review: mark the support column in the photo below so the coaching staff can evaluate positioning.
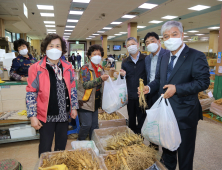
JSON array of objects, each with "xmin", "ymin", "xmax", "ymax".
[
  {"xmin": 0, "ymin": 18, "xmax": 5, "ymax": 37},
  {"xmin": 209, "ymin": 30, "xmax": 219, "ymax": 53},
  {"xmin": 128, "ymin": 22, "xmax": 137, "ymax": 39},
  {"xmin": 102, "ymin": 35, "xmax": 107, "ymax": 58},
  {"xmin": 20, "ymin": 33, "xmax": 27, "ymax": 40}
]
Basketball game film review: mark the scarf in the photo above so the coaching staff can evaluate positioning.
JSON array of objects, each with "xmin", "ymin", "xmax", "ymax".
[
  {"xmin": 46, "ymin": 58, "xmax": 63, "ymax": 80},
  {"xmin": 91, "ymin": 62, "xmax": 102, "ymax": 78}
]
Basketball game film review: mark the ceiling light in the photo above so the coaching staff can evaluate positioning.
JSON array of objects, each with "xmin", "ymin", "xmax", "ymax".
[
  {"xmin": 161, "ymin": 15, "xmax": 178, "ymax": 19},
  {"xmin": 66, "ymin": 26, "xmax": 75, "ymax": 28},
  {"xmin": 103, "ymin": 27, "xmax": 112, "ymax": 29},
  {"xmin": 195, "ymin": 34, "xmax": 204, "ymax": 35},
  {"xmin": 111, "ymin": 22, "xmax": 122, "ymax": 24},
  {"xmin": 114, "ymin": 34, "xmax": 122, "ymax": 36},
  {"xmin": 184, "ymin": 33, "xmax": 187, "ymax": 34},
  {"xmin": 47, "ymin": 29, "xmax": 56, "ymax": 31},
  {"xmin": 108, "ymin": 36, "xmax": 115, "ymax": 38},
  {"xmin": 97, "ymin": 31, "xmax": 105, "ymax": 33},
  {"xmin": 121, "ymin": 15, "xmax": 136, "ymax": 18},
  {"xmin": 120, "ymin": 32, "xmax": 127, "ymax": 34},
  {"xmin": 92, "ymin": 34, "xmax": 99, "ymax": 35},
  {"xmin": 89, "ymin": 36, "xmax": 95, "ymax": 37},
  {"xmin": 137, "ymin": 26, "xmax": 146, "ymax": 28},
  {"xmin": 37, "ymin": 5, "xmax": 54, "ymax": 10},
  {"xmin": 45, "ymin": 25, "xmax": 55, "ymax": 27},
  {"xmin": 48, "ymin": 32, "xmax": 56, "ymax": 33},
  {"xmin": 73, "ymin": 0, "xmax": 90, "ymax": 3},
  {"xmin": 183, "ymin": 41, "xmax": 188, "ymax": 42},
  {"xmin": 65, "ymin": 30, "xmax": 73, "ymax": 32},
  {"xmin": 138, "ymin": 3, "xmax": 158, "ymax": 9},
  {"xmin": 188, "ymin": 30, "xmax": 199, "ymax": 32},
  {"xmin": 86, "ymin": 38, "xmax": 92, "ymax": 39},
  {"xmin": 63, "ymin": 36, "xmax": 70, "ymax": 37},
  {"xmin": 208, "ymin": 26, "xmax": 220, "ymax": 29},
  {"xmin": 188, "ymin": 5, "xmax": 210, "ymax": 11},
  {"xmin": 69, "ymin": 11, "xmax": 84, "ymax": 15},
  {"xmin": 184, "ymin": 36, "xmax": 189, "ymax": 37},
  {"xmin": 64, "ymin": 33, "xmax": 71, "ymax": 35},
  {"xmin": 40, "ymin": 13, "xmax": 54, "ymax": 17},
  {"xmin": 67, "ymin": 19, "xmax": 78, "ymax": 22},
  {"xmin": 44, "ymin": 21, "xmax": 55, "ymax": 24},
  {"xmin": 149, "ymin": 20, "xmax": 163, "ymax": 24}
]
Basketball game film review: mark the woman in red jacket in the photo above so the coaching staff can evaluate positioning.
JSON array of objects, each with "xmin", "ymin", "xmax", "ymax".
[{"xmin": 26, "ymin": 34, "xmax": 78, "ymax": 157}]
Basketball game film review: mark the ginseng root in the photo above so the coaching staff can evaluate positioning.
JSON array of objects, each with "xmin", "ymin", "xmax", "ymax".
[{"xmin": 139, "ymin": 78, "xmax": 148, "ymax": 110}]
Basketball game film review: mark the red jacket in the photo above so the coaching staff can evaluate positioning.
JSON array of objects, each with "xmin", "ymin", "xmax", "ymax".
[{"xmin": 26, "ymin": 56, "xmax": 76, "ymax": 123}]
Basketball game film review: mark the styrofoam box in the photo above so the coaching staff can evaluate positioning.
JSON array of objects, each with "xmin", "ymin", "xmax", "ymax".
[
  {"xmin": 71, "ymin": 140, "xmax": 99, "ymax": 156},
  {"xmin": 9, "ymin": 124, "xmax": 36, "ymax": 139}
]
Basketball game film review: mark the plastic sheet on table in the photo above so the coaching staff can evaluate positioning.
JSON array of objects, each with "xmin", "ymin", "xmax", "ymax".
[
  {"xmin": 210, "ymin": 102, "xmax": 222, "ymax": 117},
  {"xmin": 200, "ymin": 97, "xmax": 215, "ymax": 111}
]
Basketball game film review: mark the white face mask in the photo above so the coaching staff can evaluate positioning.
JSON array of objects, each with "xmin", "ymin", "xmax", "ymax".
[
  {"xmin": 127, "ymin": 45, "xmax": 138, "ymax": 55},
  {"xmin": 91, "ymin": 55, "xmax": 102, "ymax": 64},
  {"xmin": 164, "ymin": 38, "xmax": 182, "ymax": 51},
  {"xmin": 19, "ymin": 48, "xmax": 28, "ymax": 56},
  {"xmin": 46, "ymin": 48, "xmax": 62, "ymax": 60},
  {"xmin": 147, "ymin": 43, "xmax": 159, "ymax": 53}
]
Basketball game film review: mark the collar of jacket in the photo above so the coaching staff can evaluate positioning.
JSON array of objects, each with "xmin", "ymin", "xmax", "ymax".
[
  {"xmin": 39, "ymin": 55, "xmax": 71, "ymax": 72},
  {"xmin": 18, "ymin": 53, "xmax": 33, "ymax": 59},
  {"xmin": 126, "ymin": 51, "xmax": 146, "ymax": 63}
]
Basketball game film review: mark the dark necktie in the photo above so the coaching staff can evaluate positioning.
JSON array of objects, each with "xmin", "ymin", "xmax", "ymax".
[{"xmin": 166, "ymin": 55, "xmax": 176, "ymax": 81}]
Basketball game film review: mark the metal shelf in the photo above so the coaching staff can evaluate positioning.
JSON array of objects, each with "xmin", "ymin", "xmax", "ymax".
[{"xmin": 0, "ymin": 134, "xmax": 40, "ymax": 144}]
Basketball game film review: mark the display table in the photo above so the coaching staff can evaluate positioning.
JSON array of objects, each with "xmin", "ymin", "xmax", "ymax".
[{"xmin": 0, "ymin": 81, "xmax": 27, "ymax": 112}]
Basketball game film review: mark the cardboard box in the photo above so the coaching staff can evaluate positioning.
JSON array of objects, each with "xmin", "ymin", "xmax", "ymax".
[
  {"xmin": 2, "ymin": 99, "xmax": 26, "ymax": 111},
  {"xmin": 1, "ymin": 85, "xmax": 26, "ymax": 100},
  {"xmin": 208, "ymin": 59, "xmax": 217, "ymax": 66},
  {"xmin": 9, "ymin": 124, "xmax": 36, "ymax": 139},
  {"xmin": 210, "ymin": 102, "xmax": 222, "ymax": 117}
]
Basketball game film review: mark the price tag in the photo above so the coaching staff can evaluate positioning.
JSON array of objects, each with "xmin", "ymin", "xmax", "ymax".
[{"xmin": 208, "ymin": 91, "xmax": 213, "ymax": 98}]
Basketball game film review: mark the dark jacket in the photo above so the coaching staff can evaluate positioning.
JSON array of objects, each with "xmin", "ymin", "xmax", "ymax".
[
  {"xmin": 121, "ymin": 52, "xmax": 147, "ymax": 100},
  {"xmin": 77, "ymin": 55, "xmax": 81, "ymax": 61},
  {"xmin": 149, "ymin": 45, "xmax": 210, "ymax": 129},
  {"xmin": 69, "ymin": 55, "xmax": 76, "ymax": 65}
]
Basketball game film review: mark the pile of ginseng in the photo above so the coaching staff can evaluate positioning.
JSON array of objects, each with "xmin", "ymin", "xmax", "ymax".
[
  {"xmin": 104, "ymin": 144, "xmax": 156, "ymax": 170},
  {"xmin": 41, "ymin": 150, "xmax": 102, "ymax": 170},
  {"xmin": 214, "ymin": 99, "xmax": 222, "ymax": 105},
  {"xmin": 105, "ymin": 131, "xmax": 143, "ymax": 150},
  {"xmin": 98, "ymin": 112, "xmax": 120, "ymax": 120},
  {"xmin": 198, "ymin": 92, "xmax": 209, "ymax": 99},
  {"xmin": 208, "ymin": 84, "xmax": 214, "ymax": 89}
]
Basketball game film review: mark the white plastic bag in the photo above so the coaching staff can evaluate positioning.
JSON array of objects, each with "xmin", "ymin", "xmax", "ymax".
[
  {"xmin": 71, "ymin": 140, "xmax": 99, "ymax": 156},
  {"xmin": 102, "ymin": 75, "xmax": 128, "ymax": 113},
  {"xmin": 142, "ymin": 96, "xmax": 181, "ymax": 151}
]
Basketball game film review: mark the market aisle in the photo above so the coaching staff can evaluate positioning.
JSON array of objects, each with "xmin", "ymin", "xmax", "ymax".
[{"xmin": 0, "ymin": 118, "xmax": 222, "ymax": 170}]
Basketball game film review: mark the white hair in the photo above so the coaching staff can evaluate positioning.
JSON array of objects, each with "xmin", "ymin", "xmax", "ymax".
[
  {"xmin": 125, "ymin": 37, "xmax": 138, "ymax": 46},
  {"xmin": 161, "ymin": 21, "xmax": 183, "ymax": 35}
]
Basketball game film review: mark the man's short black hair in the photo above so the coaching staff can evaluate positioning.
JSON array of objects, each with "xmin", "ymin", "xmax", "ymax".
[
  {"xmin": 87, "ymin": 45, "xmax": 104, "ymax": 58},
  {"xmin": 77, "ymin": 53, "xmax": 79, "ymax": 54},
  {"xmin": 72, "ymin": 53, "xmax": 74, "ymax": 55},
  {"xmin": 14, "ymin": 39, "xmax": 29, "ymax": 52},
  {"xmin": 144, "ymin": 32, "xmax": 159, "ymax": 43}
]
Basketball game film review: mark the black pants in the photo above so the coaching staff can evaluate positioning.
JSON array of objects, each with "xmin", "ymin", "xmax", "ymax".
[
  {"xmin": 161, "ymin": 126, "xmax": 197, "ymax": 170},
  {"xmin": 147, "ymin": 92, "xmax": 159, "ymax": 109},
  {"xmin": 39, "ymin": 121, "xmax": 69, "ymax": 158},
  {"xmin": 127, "ymin": 99, "xmax": 147, "ymax": 134}
]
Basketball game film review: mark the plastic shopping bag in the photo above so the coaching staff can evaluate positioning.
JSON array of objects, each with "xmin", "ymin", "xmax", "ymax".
[
  {"xmin": 102, "ymin": 75, "xmax": 128, "ymax": 113},
  {"xmin": 142, "ymin": 96, "xmax": 181, "ymax": 151}
]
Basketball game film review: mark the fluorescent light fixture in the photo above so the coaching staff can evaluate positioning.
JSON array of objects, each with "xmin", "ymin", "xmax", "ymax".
[
  {"xmin": 121, "ymin": 15, "xmax": 136, "ymax": 18},
  {"xmin": 92, "ymin": 34, "xmax": 99, "ymax": 35},
  {"xmin": 44, "ymin": 21, "xmax": 55, "ymax": 24},
  {"xmin": 45, "ymin": 25, "xmax": 55, "ymax": 27},
  {"xmin": 64, "ymin": 33, "xmax": 71, "ymax": 35},
  {"xmin": 108, "ymin": 36, "xmax": 115, "ymax": 38},
  {"xmin": 103, "ymin": 27, "xmax": 112, "ymax": 29},
  {"xmin": 37, "ymin": 5, "xmax": 54, "ymax": 10},
  {"xmin": 97, "ymin": 31, "xmax": 105, "ymax": 33},
  {"xmin": 73, "ymin": 0, "xmax": 90, "ymax": 3},
  {"xmin": 89, "ymin": 36, "xmax": 95, "ymax": 37},
  {"xmin": 149, "ymin": 20, "xmax": 163, "ymax": 24},
  {"xmin": 184, "ymin": 36, "xmax": 189, "ymax": 37},
  {"xmin": 183, "ymin": 41, "xmax": 188, "ymax": 42},
  {"xmin": 208, "ymin": 26, "xmax": 220, "ymax": 29},
  {"xmin": 48, "ymin": 32, "xmax": 56, "ymax": 33},
  {"xmin": 40, "ymin": 13, "xmax": 54, "ymax": 17},
  {"xmin": 66, "ymin": 26, "xmax": 75, "ymax": 28},
  {"xmin": 188, "ymin": 30, "xmax": 199, "ymax": 33},
  {"xmin": 86, "ymin": 38, "xmax": 92, "ymax": 39},
  {"xmin": 184, "ymin": 33, "xmax": 187, "ymax": 34},
  {"xmin": 65, "ymin": 30, "xmax": 73, "ymax": 32},
  {"xmin": 47, "ymin": 29, "xmax": 56, "ymax": 31},
  {"xmin": 23, "ymin": 3, "xmax": 28, "ymax": 18},
  {"xmin": 137, "ymin": 26, "xmax": 146, "ymax": 28},
  {"xmin": 195, "ymin": 34, "xmax": 204, "ymax": 35},
  {"xmin": 114, "ymin": 34, "xmax": 122, "ymax": 36},
  {"xmin": 67, "ymin": 19, "xmax": 78, "ymax": 22},
  {"xmin": 120, "ymin": 32, "xmax": 127, "ymax": 34},
  {"xmin": 138, "ymin": 3, "xmax": 158, "ymax": 9},
  {"xmin": 188, "ymin": 5, "xmax": 210, "ymax": 11},
  {"xmin": 161, "ymin": 15, "xmax": 178, "ymax": 19},
  {"xmin": 111, "ymin": 22, "xmax": 122, "ymax": 24},
  {"xmin": 63, "ymin": 36, "xmax": 70, "ymax": 37},
  {"xmin": 69, "ymin": 11, "xmax": 84, "ymax": 15}
]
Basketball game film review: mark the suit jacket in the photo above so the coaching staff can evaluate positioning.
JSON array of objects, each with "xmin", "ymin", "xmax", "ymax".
[
  {"xmin": 149, "ymin": 45, "xmax": 210, "ymax": 129},
  {"xmin": 69, "ymin": 56, "xmax": 76, "ymax": 65}
]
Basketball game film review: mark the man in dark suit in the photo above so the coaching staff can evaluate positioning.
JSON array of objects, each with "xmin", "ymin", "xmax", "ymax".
[
  {"xmin": 120, "ymin": 37, "xmax": 147, "ymax": 134},
  {"xmin": 69, "ymin": 53, "xmax": 76, "ymax": 69},
  {"xmin": 141, "ymin": 21, "xmax": 210, "ymax": 170},
  {"xmin": 144, "ymin": 32, "xmax": 170, "ymax": 108}
]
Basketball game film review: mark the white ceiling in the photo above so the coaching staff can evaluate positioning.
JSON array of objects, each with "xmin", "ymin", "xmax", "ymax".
[{"xmin": 0, "ymin": 0, "xmax": 221, "ymax": 42}]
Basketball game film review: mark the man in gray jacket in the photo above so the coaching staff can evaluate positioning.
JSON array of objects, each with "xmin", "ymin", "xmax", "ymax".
[{"xmin": 144, "ymin": 32, "xmax": 170, "ymax": 108}]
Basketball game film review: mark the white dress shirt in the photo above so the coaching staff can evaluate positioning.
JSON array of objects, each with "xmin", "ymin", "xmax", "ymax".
[
  {"xmin": 149, "ymin": 49, "xmax": 160, "ymax": 82},
  {"xmin": 130, "ymin": 51, "xmax": 140, "ymax": 64}
]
